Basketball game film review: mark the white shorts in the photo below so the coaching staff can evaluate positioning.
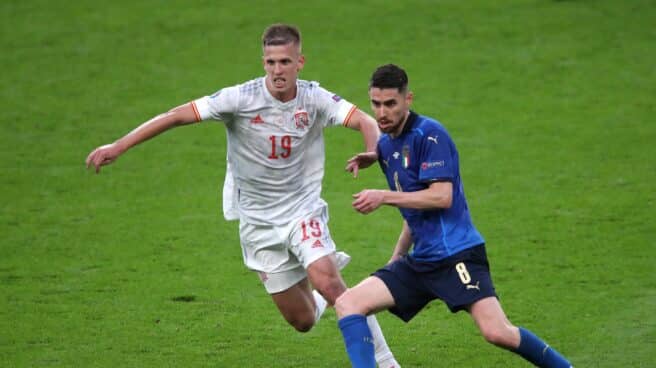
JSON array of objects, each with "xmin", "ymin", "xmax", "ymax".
[
  {"xmin": 239, "ymin": 204, "xmax": 336, "ymax": 294},
  {"xmin": 222, "ymin": 161, "xmax": 239, "ymax": 221}
]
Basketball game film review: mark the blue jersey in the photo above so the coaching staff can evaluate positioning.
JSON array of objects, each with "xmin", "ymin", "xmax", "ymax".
[{"xmin": 377, "ymin": 111, "xmax": 484, "ymax": 262}]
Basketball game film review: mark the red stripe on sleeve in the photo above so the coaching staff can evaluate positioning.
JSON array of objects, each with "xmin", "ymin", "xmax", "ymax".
[
  {"xmin": 343, "ymin": 106, "xmax": 357, "ymax": 127},
  {"xmin": 191, "ymin": 101, "xmax": 201, "ymax": 122}
]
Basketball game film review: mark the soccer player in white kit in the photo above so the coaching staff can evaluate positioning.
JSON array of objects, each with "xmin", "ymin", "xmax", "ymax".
[{"xmin": 86, "ymin": 24, "xmax": 400, "ymax": 367}]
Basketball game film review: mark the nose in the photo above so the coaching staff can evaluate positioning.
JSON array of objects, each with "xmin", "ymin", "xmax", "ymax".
[
  {"xmin": 375, "ymin": 105, "xmax": 387, "ymax": 119},
  {"xmin": 273, "ymin": 62, "xmax": 283, "ymax": 75}
]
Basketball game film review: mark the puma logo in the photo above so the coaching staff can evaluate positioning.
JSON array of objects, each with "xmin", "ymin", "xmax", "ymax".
[
  {"xmin": 466, "ymin": 281, "xmax": 480, "ymax": 291},
  {"xmin": 427, "ymin": 136, "xmax": 438, "ymax": 144}
]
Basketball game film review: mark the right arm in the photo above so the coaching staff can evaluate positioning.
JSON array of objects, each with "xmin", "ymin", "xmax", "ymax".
[
  {"xmin": 85, "ymin": 102, "xmax": 200, "ymax": 173},
  {"xmin": 352, "ymin": 181, "xmax": 453, "ymax": 214},
  {"xmin": 344, "ymin": 109, "xmax": 380, "ymax": 178}
]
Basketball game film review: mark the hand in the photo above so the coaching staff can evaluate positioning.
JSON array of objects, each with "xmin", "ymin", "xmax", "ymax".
[
  {"xmin": 345, "ymin": 151, "xmax": 378, "ymax": 178},
  {"xmin": 85, "ymin": 143, "xmax": 123, "ymax": 173},
  {"xmin": 352, "ymin": 189, "xmax": 385, "ymax": 214}
]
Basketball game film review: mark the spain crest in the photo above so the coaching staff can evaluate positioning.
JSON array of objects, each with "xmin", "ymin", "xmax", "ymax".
[{"xmin": 294, "ymin": 110, "xmax": 309, "ymax": 129}]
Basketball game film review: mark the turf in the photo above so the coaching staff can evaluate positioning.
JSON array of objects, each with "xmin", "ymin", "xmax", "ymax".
[{"xmin": 1, "ymin": 0, "xmax": 654, "ymax": 366}]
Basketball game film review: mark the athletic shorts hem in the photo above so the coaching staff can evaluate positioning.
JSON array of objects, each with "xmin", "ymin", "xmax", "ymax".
[{"xmin": 257, "ymin": 266, "xmax": 307, "ymax": 294}]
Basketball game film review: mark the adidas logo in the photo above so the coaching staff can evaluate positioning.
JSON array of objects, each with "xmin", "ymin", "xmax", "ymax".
[
  {"xmin": 250, "ymin": 114, "xmax": 264, "ymax": 124},
  {"xmin": 311, "ymin": 240, "xmax": 323, "ymax": 248}
]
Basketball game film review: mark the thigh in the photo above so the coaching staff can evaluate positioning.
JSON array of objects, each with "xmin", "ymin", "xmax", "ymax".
[
  {"xmin": 306, "ymin": 253, "xmax": 346, "ymax": 304},
  {"xmin": 373, "ymin": 258, "xmax": 435, "ymax": 322},
  {"xmin": 469, "ymin": 296, "xmax": 512, "ymax": 331},
  {"xmin": 257, "ymin": 265, "xmax": 308, "ymax": 294},
  {"xmin": 428, "ymin": 247, "xmax": 498, "ymax": 313},
  {"xmin": 270, "ymin": 277, "xmax": 316, "ymax": 327},
  {"xmin": 240, "ymin": 221, "xmax": 308, "ymax": 294},
  {"xmin": 336, "ymin": 276, "xmax": 396, "ymax": 318},
  {"xmin": 239, "ymin": 221, "xmax": 301, "ymax": 273}
]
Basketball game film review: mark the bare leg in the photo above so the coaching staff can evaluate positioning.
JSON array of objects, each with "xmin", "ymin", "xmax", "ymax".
[
  {"xmin": 469, "ymin": 297, "xmax": 572, "ymax": 367},
  {"xmin": 335, "ymin": 276, "xmax": 399, "ymax": 368},
  {"xmin": 469, "ymin": 296, "xmax": 520, "ymax": 349},
  {"xmin": 270, "ymin": 277, "xmax": 318, "ymax": 332}
]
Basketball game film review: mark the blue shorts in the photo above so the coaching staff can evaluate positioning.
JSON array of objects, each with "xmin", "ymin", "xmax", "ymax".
[{"xmin": 373, "ymin": 244, "xmax": 497, "ymax": 322}]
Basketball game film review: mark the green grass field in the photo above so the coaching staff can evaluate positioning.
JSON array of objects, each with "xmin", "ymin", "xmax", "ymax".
[{"xmin": 2, "ymin": 0, "xmax": 655, "ymax": 366}]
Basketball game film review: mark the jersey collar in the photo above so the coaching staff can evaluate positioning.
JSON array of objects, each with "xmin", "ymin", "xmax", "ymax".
[
  {"xmin": 262, "ymin": 77, "xmax": 298, "ymax": 108},
  {"xmin": 399, "ymin": 110, "xmax": 418, "ymax": 136}
]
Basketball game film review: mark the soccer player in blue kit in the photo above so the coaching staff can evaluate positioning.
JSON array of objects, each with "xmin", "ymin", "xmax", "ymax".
[{"xmin": 335, "ymin": 64, "xmax": 573, "ymax": 368}]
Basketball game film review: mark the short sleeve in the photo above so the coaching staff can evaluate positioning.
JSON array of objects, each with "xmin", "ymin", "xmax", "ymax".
[
  {"xmin": 313, "ymin": 85, "xmax": 356, "ymax": 128},
  {"xmin": 191, "ymin": 86, "xmax": 240, "ymax": 123},
  {"xmin": 417, "ymin": 129, "xmax": 455, "ymax": 183}
]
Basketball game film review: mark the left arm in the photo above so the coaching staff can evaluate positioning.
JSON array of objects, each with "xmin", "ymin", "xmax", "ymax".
[
  {"xmin": 389, "ymin": 220, "xmax": 413, "ymax": 263},
  {"xmin": 344, "ymin": 109, "xmax": 380, "ymax": 177},
  {"xmin": 352, "ymin": 181, "xmax": 453, "ymax": 214}
]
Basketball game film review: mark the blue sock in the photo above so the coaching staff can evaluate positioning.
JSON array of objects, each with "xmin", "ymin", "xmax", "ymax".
[
  {"xmin": 338, "ymin": 314, "xmax": 376, "ymax": 368},
  {"xmin": 513, "ymin": 327, "xmax": 572, "ymax": 367}
]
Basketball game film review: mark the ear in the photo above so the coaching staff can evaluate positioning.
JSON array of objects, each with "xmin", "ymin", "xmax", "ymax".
[
  {"xmin": 297, "ymin": 54, "xmax": 305, "ymax": 72},
  {"xmin": 406, "ymin": 91, "xmax": 414, "ymax": 106}
]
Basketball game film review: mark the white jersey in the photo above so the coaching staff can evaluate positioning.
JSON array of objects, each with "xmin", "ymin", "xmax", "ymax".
[{"xmin": 192, "ymin": 77, "xmax": 357, "ymax": 225}]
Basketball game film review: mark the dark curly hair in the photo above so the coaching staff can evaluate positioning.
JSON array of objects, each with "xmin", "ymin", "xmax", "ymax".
[{"xmin": 369, "ymin": 64, "xmax": 408, "ymax": 93}]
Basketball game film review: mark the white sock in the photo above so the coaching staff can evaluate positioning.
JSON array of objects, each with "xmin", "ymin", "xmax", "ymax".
[
  {"xmin": 312, "ymin": 290, "xmax": 328, "ymax": 323},
  {"xmin": 367, "ymin": 315, "xmax": 400, "ymax": 367}
]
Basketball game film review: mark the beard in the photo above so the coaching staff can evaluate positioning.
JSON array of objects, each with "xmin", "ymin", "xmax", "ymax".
[{"xmin": 378, "ymin": 118, "xmax": 402, "ymax": 135}]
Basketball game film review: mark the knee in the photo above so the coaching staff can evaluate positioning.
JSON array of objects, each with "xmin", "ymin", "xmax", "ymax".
[
  {"xmin": 334, "ymin": 293, "xmax": 349, "ymax": 316},
  {"xmin": 334, "ymin": 290, "xmax": 366, "ymax": 318},
  {"xmin": 288, "ymin": 316, "xmax": 315, "ymax": 333},
  {"xmin": 314, "ymin": 279, "xmax": 346, "ymax": 306},
  {"xmin": 481, "ymin": 328, "xmax": 506, "ymax": 347},
  {"xmin": 480, "ymin": 325, "xmax": 517, "ymax": 348}
]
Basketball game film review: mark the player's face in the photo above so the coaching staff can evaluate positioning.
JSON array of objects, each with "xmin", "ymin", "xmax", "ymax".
[
  {"xmin": 369, "ymin": 87, "xmax": 413, "ymax": 137},
  {"xmin": 263, "ymin": 43, "xmax": 305, "ymax": 102}
]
